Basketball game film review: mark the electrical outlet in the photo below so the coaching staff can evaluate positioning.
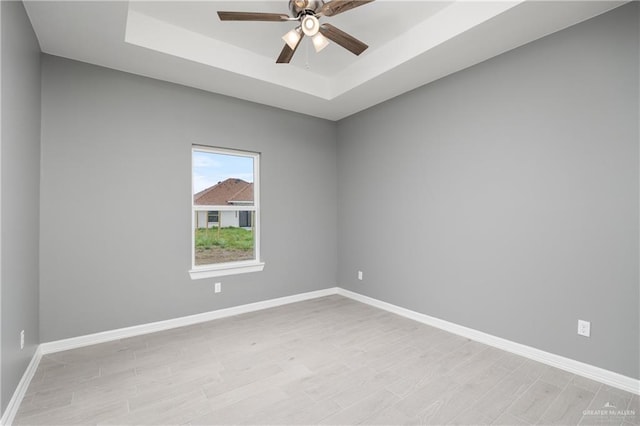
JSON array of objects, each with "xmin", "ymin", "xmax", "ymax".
[
  {"xmin": 357, "ymin": 270, "xmax": 363, "ymax": 281},
  {"xmin": 578, "ymin": 320, "xmax": 591, "ymax": 337},
  {"xmin": 20, "ymin": 330, "xmax": 25, "ymax": 350},
  {"xmin": 214, "ymin": 282, "xmax": 222, "ymax": 293}
]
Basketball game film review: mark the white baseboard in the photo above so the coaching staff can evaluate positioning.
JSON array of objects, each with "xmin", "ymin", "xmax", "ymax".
[
  {"xmin": 336, "ymin": 287, "xmax": 640, "ymax": 395},
  {"xmin": 0, "ymin": 346, "xmax": 42, "ymax": 426},
  {"xmin": 3, "ymin": 285, "xmax": 637, "ymax": 426},
  {"xmin": 40, "ymin": 287, "xmax": 339, "ymax": 354}
]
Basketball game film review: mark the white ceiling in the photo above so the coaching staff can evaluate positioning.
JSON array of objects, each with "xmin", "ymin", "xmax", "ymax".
[{"xmin": 23, "ymin": 0, "xmax": 626, "ymax": 121}]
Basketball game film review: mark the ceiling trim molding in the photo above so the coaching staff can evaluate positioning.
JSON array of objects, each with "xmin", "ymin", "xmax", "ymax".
[
  {"xmin": 330, "ymin": 0, "xmax": 523, "ymax": 97},
  {"xmin": 125, "ymin": 7, "xmax": 331, "ymax": 99},
  {"xmin": 23, "ymin": 0, "xmax": 629, "ymax": 121}
]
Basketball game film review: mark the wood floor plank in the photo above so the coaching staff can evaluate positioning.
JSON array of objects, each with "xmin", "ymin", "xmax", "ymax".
[
  {"xmin": 13, "ymin": 296, "xmax": 636, "ymax": 425},
  {"xmin": 304, "ymin": 366, "xmax": 375, "ymax": 402},
  {"xmin": 205, "ymin": 364, "xmax": 313, "ymax": 412},
  {"xmin": 625, "ymin": 394, "xmax": 639, "ymax": 425},
  {"xmin": 330, "ymin": 369, "xmax": 399, "ymax": 409},
  {"xmin": 101, "ymin": 390, "xmax": 210, "ymax": 425},
  {"xmin": 318, "ymin": 389, "xmax": 400, "ymax": 425},
  {"xmin": 360, "ymin": 405, "xmax": 415, "ymax": 425},
  {"xmin": 241, "ymin": 393, "xmax": 342, "ymax": 425},
  {"xmin": 539, "ymin": 383, "xmax": 596, "ymax": 425},
  {"xmin": 393, "ymin": 373, "xmax": 461, "ymax": 419},
  {"xmin": 492, "ymin": 411, "xmax": 532, "ymax": 425},
  {"xmin": 193, "ymin": 389, "xmax": 291, "ymax": 425},
  {"xmin": 539, "ymin": 366, "xmax": 575, "ymax": 388},
  {"xmin": 571, "ymin": 375, "xmax": 603, "ymax": 394},
  {"xmin": 579, "ymin": 385, "xmax": 634, "ymax": 425},
  {"xmin": 15, "ymin": 399, "xmax": 128, "ymax": 425},
  {"xmin": 506, "ymin": 379, "xmax": 563, "ymax": 423},
  {"xmin": 431, "ymin": 357, "xmax": 554, "ymax": 424}
]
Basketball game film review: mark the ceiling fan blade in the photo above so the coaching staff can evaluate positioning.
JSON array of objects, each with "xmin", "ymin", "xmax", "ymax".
[
  {"xmin": 276, "ymin": 36, "xmax": 303, "ymax": 63},
  {"xmin": 319, "ymin": 0, "xmax": 374, "ymax": 17},
  {"xmin": 319, "ymin": 23, "xmax": 368, "ymax": 56},
  {"xmin": 217, "ymin": 12, "xmax": 291, "ymax": 22}
]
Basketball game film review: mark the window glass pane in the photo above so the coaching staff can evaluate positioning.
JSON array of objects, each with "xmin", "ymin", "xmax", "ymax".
[
  {"xmin": 207, "ymin": 211, "xmax": 219, "ymax": 223},
  {"xmin": 194, "ymin": 213, "xmax": 255, "ymax": 265},
  {"xmin": 193, "ymin": 151, "xmax": 254, "ymax": 207},
  {"xmin": 193, "ymin": 149, "xmax": 257, "ymax": 266}
]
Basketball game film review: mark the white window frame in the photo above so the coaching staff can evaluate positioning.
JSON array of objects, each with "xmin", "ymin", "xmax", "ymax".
[{"xmin": 189, "ymin": 146, "xmax": 264, "ymax": 279}]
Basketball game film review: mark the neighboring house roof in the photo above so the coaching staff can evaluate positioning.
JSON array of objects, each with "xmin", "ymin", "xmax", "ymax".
[{"xmin": 194, "ymin": 178, "xmax": 254, "ymax": 206}]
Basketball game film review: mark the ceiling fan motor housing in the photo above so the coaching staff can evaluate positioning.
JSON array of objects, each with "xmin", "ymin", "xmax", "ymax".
[{"xmin": 289, "ymin": 0, "xmax": 325, "ymax": 17}]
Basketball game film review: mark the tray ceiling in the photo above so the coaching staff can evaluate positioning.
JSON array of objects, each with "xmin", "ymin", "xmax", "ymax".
[{"xmin": 23, "ymin": 1, "xmax": 625, "ymax": 120}]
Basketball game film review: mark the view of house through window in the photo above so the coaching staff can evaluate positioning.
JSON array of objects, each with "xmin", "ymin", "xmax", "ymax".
[{"xmin": 192, "ymin": 147, "xmax": 259, "ymax": 267}]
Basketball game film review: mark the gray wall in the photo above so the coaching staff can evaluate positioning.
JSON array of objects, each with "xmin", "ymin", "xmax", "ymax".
[
  {"xmin": 337, "ymin": 2, "xmax": 639, "ymax": 379},
  {"xmin": 11, "ymin": 0, "xmax": 640, "ymax": 400},
  {"xmin": 39, "ymin": 55, "xmax": 337, "ymax": 342},
  {"xmin": 1, "ymin": 0, "xmax": 41, "ymax": 412}
]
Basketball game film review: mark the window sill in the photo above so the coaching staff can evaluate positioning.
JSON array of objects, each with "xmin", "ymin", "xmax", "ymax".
[{"xmin": 189, "ymin": 261, "xmax": 265, "ymax": 280}]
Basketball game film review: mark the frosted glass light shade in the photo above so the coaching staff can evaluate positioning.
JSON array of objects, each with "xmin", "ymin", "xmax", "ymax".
[
  {"xmin": 282, "ymin": 27, "xmax": 302, "ymax": 50},
  {"xmin": 312, "ymin": 32, "xmax": 329, "ymax": 52}
]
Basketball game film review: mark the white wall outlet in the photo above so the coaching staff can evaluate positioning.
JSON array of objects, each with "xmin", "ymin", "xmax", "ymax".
[
  {"xmin": 578, "ymin": 320, "xmax": 591, "ymax": 337},
  {"xmin": 357, "ymin": 270, "xmax": 363, "ymax": 281},
  {"xmin": 20, "ymin": 330, "xmax": 25, "ymax": 350},
  {"xmin": 214, "ymin": 282, "xmax": 222, "ymax": 293}
]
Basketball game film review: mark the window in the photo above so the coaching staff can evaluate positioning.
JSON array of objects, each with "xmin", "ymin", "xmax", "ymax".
[
  {"xmin": 190, "ymin": 146, "xmax": 263, "ymax": 279},
  {"xmin": 207, "ymin": 211, "xmax": 219, "ymax": 224}
]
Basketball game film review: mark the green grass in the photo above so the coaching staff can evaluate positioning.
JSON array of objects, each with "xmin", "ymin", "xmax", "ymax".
[{"xmin": 195, "ymin": 227, "xmax": 254, "ymax": 251}]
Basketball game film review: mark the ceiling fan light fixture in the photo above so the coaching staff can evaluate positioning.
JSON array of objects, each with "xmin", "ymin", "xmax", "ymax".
[
  {"xmin": 312, "ymin": 32, "xmax": 329, "ymax": 52},
  {"xmin": 282, "ymin": 27, "xmax": 302, "ymax": 50},
  {"xmin": 218, "ymin": 0, "xmax": 374, "ymax": 64},
  {"xmin": 301, "ymin": 15, "xmax": 320, "ymax": 36}
]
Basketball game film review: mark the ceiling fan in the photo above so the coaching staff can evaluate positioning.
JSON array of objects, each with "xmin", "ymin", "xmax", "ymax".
[{"xmin": 217, "ymin": 0, "xmax": 374, "ymax": 64}]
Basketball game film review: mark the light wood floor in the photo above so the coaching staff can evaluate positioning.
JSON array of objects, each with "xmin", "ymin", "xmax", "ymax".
[{"xmin": 14, "ymin": 295, "xmax": 639, "ymax": 425}]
